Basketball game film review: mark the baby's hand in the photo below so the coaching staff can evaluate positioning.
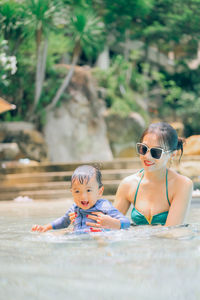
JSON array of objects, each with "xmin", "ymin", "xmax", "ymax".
[
  {"xmin": 31, "ymin": 224, "xmax": 52, "ymax": 232},
  {"xmin": 86, "ymin": 212, "xmax": 121, "ymax": 230},
  {"xmin": 69, "ymin": 212, "xmax": 77, "ymax": 224}
]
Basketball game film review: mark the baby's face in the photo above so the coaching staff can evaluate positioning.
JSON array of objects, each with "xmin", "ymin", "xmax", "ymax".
[{"xmin": 71, "ymin": 175, "xmax": 104, "ymax": 210}]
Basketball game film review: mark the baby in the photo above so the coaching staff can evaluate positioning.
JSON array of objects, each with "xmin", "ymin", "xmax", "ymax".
[{"xmin": 31, "ymin": 165, "xmax": 130, "ymax": 232}]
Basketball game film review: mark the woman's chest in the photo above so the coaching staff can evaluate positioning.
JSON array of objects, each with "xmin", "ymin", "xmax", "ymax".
[{"xmin": 131, "ymin": 181, "xmax": 173, "ymax": 216}]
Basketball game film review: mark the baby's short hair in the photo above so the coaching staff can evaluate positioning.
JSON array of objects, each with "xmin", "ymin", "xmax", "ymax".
[{"xmin": 71, "ymin": 165, "xmax": 103, "ymax": 188}]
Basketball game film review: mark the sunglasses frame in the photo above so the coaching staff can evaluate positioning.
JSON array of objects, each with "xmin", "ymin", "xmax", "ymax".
[{"xmin": 136, "ymin": 143, "xmax": 171, "ymax": 160}]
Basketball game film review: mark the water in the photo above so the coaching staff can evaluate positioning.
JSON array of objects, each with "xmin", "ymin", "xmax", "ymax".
[{"xmin": 0, "ymin": 199, "xmax": 200, "ymax": 300}]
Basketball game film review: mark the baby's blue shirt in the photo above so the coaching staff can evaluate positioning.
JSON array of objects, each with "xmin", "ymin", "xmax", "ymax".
[{"xmin": 51, "ymin": 198, "xmax": 130, "ymax": 231}]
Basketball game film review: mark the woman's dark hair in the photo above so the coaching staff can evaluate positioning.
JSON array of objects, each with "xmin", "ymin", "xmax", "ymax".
[
  {"xmin": 140, "ymin": 122, "xmax": 184, "ymax": 160},
  {"xmin": 71, "ymin": 165, "xmax": 103, "ymax": 188}
]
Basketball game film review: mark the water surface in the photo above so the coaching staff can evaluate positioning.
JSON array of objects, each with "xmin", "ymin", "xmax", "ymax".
[{"xmin": 0, "ymin": 199, "xmax": 200, "ymax": 300}]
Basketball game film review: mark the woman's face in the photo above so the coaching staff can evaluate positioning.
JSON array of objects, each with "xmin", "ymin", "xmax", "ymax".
[{"xmin": 139, "ymin": 133, "xmax": 171, "ymax": 172}]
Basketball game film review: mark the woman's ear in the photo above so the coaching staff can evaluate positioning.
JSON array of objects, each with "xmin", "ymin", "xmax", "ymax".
[
  {"xmin": 168, "ymin": 150, "xmax": 177, "ymax": 166},
  {"xmin": 171, "ymin": 150, "xmax": 177, "ymax": 158}
]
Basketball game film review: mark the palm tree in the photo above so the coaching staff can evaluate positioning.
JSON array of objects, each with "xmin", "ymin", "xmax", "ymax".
[
  {"xmin": 45, "ymin": 5, "xmax": 105, "ymax": 111},
  {"xmin": 1, "ymin": 0, "xmax": 105, "ymax": 119},
  {"xmin": 23, "ymin": 0, "xmax": 62, "ymax": 114}
]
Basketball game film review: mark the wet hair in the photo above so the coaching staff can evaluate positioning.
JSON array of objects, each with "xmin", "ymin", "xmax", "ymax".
[
  {"xmin": 71, "ymin": 165, "xmax": 103, "ymax": 188},
  {"xmin": 140, "ymin": 122, "xmax": 184, "ymax": 160}
]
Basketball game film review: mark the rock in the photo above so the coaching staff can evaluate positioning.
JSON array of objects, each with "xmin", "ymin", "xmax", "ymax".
[
  {"xmin": 43, "ymin": 66, "xmax": 113, "ymax": 162},
  {"xmin": 0, "ymin": 123, "xmax": 48, "ymax": 162},
  {"xmin": 13, "ymin": 130, "xmax": 48, "ymax": 162},
  {"xmin": 183, "ymin": 135, "xmax": 200, "ymax": 155},
  {"xmin": 0, "ymin": 143, "xmax": 20, "ymax": 160},
  {"xmin": 105, "ymin": 111, "xmax": 146, "ymax": 157},
  {"xmin": 0, "ymin": 121, "xmax": 35, "ymax": 131},
  {"xmin": 177, "ymin": 160, "xmax": 200, "ymax": 178},
  {"xmin": 0, "ymin": 130, "xmax": 6, "ymax": 142},
  {"xmin": 116, "ymin": 147, "xmax": 137, "ymax": 158}
]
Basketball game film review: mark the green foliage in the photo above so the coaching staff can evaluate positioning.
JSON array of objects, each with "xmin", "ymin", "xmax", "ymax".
[
  {"xmin": 22, "ymin": 0, "xmax": 63, "ymax": 38},
  {"xmin": 0, "ymin": 0, "xmax": 25, "ymax": 41},
  {"xmin": 37, "ymin": 67, "xmax": 69, "ymax": 108},
  {"xmin": 97, "ymin": 0, "xmax": 154, "ymax": 38},
  {"xmin": 140, "ymin": 0, "xmax": 200, "ymax": 54},
  {"xmin": 67, "ymin": 5, "xmax": 105, "ymax": 57},
  {"xmin": 142, "ymin": 62, "xmax": 200, "ymax": 136},
  {"xmin": 2, "ymin": 111, "xmax": 23, "ymax": 122},
  {"xmin": 158, "ymin": 68, "xmax": 200, "ymax": 136},
  {"xmin": 46, "ymin": 32, "xmax": 73, "ymax": 65},
  {"xmin": 94, "ymin": 54, "xmax": 149, "ymax": 121},
  {"xmin": 1, "ymin": 0, "xmax": 200, "ymax": 136}
]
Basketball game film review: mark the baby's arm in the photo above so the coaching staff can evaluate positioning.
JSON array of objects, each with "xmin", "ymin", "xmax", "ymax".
[
  {"xmin": 86, "ymin": 212, "xmax": 122, "ymax": 229},
  {"xmin": 105, "ymin": 204, "xmax": 131, "ymax": 229},
  {"xmin": 69, "ymin": 212, "xmax": 77, "ymax": 223},
  {"xmin": 31, "ymin": 223, "xmax": 53, "ymax": 232},
  {"xmin": 86, "ymin": 201, "xmax": 130, "ymax": 230},
  {"xmin": 31, "ymin": 204, "xmax": 76, "ymax": 232}
]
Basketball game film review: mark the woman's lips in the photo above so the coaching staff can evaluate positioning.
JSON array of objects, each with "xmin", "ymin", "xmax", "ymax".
[{"xmin": 144, "ymin": 160, "xmax": 154, "ymax": 166}]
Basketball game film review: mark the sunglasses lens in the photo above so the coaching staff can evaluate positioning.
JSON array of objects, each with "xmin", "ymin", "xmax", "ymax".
[
  {"xmin": 150, "ymin": 148, "xmax": 162, "ymax": 159},
  {"xmin": 137, "ymin": 144, "xmax": 147, "ymax": 155}
]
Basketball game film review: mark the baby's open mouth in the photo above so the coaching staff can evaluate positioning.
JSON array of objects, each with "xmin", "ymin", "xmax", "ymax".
[{"xmin": 81, "ymin": 201, "xmax": 89, "ymax": 206}]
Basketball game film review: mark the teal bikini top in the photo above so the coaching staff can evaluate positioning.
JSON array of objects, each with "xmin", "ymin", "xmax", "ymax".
[{"xmin": 131, "ymin": 169, "xmax": 170, "ymax": 226}]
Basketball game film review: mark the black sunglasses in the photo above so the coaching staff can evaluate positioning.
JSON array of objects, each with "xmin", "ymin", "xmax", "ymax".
[{"xmin": 136, "ymin": 143, "xmax": 171, "ymax": 160}]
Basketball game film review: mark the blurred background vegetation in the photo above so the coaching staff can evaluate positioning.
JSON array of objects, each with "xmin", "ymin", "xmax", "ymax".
[{"xmin": 1, "ymin": 0, "xmax": 200, "ymax": 137}]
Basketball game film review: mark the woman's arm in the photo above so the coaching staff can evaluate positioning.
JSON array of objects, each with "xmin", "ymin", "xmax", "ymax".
[
  {"xmin": 114, "ymin": 179, "xmax": 132, "ymax": 214},
  {"xmin": 165, "ymin": 176, "xmax": 193, "ymax": 226}
]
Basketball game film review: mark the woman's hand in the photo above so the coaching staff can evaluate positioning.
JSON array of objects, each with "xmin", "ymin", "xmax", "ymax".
[
  {"xmin": 31, "ymin": 224, "xmax": 52, "ymax": 232},
  {"xmin": 69, "ymin": 212, "xmax": 77, "ymax": 224},
  {"xmin": 86, "ymin": 212, "xmax": 121, "ymax": 230}
]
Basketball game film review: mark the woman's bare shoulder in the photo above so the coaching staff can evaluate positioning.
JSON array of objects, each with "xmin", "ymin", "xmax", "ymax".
[
  {"xmin": 119, "ymin": 172, "xmax": 141, "ymax": 189},
  {"xmin": 115, "ymin": 170, "xmax": 141, "ymax": 209},
  {"xmin": 169, "ymin": 168, "xmax": 193, "ymax": 191},
  {"xmin": 120, "ymin": 171, "xmax": 141, "ymax": 186}
]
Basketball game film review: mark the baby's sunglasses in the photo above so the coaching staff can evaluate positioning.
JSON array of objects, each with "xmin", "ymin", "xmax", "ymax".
[{"xmin": 136, "ymin": 143, "xmax": 171, "ymax": 160}]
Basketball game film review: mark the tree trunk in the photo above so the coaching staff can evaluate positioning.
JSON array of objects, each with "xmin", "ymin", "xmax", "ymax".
[
  {"xmin": 95, "ymin": 45, "xmax": 110, "ymax": 70},
  {"xmin": 143, "ymin": 40, "xmax": 150, "ymax": 111},
  {"xmin": 27, "ymin": 28, "xmax": 48, "ymax": 121},
  {"xmin": 33, "ymin": 37, "xmax": 48, "ymax": 111},
  {"xmin": 124, "ymin": 29, "xmax": 130, "ymax": 61},
  {"xmin": 45, "ymin": 41, "xmax": 81, "ymax": 112}
]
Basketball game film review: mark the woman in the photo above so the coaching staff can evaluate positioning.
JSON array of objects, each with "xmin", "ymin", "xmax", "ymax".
[{"xmin": 86, "ymin": 122, "xmax": 193, "ymax": 228}]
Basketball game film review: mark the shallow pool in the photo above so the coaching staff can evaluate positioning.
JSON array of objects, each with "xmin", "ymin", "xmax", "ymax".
[{"xmin": 0, "ymin": 199, "xmax": 200, "ymax": 300}]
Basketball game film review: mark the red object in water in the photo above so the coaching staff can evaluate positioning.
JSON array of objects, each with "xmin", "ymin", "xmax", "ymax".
[{"xmin": 90, "ymin": 227, "xmax": 102, "ymax": 232}]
